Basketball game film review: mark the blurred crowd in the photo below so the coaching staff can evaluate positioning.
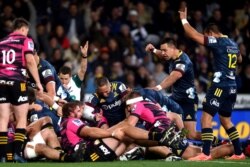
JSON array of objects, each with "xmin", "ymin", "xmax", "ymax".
[{"xmin": 1, "ymin": 0, "xmax": 250, "ymax": 94}]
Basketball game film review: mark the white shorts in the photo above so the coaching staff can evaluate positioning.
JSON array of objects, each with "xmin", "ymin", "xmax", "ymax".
[{"xmin": 24, "ymin": 132, "xmax": 46, "ymax": 159}]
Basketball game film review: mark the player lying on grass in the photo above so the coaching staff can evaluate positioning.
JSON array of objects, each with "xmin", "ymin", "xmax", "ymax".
[
  {"xmin": 110, "ymin": 91, "xmax": 238, "ymax": 160},
  {"xmin": 7, "ymin": 114, "xmax": 77, "ymax": 162},
  {"xmin": 60, "ymin": 101, "xmax": 183, "ymax": 161}
]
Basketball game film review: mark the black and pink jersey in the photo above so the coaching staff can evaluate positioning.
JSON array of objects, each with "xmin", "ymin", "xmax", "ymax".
[
  {"xmin": 60, "ymin": 117, "xmax": 87, "ymax": 154},
  {"xmin": 0, "ymin": 32, "xmax": 34, "ymax": 81},
  {"xmin": 130, "ymin": 101, "xmax": 171, "ymax": 131}
]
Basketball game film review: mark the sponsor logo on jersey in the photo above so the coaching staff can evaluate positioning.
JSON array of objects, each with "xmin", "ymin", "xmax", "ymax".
[
  {"xmin": 208, "ymin": 36, "xmax": 217, "ymax": 43},
  {"xmin": 17, "ymin": 96, "xmax": 28, "ymax": 102},
  {"xmin": 119, "ymin": 84, "xmax": 127, "ymax": 92},
  {"xmin": 102, "ymin": 100, "xmax": 122, "ymax": 110},
  {"xmin": 28, "ymin": 41, "xmax": 34, "ymax": 50},
  {"xmin": 99, "ymin": 145, "xmax": 111, "ymax": 155},
  {"xmin": 230, "ymin": 88, "xmax": 236, "ymax": 94},
  {"xmin": 0, "ymin": 80, "xmax": 14, "ymax": 86},
  {"xmin": 72, "ymin": 119, "xmax": 84, "ymax": 126},
  {"xmin": 175, "ymin": 63, "xmax": 185, "ymax": 71},
  {"xmin": 210, "ymin": 98, "xmax": 220, "ymax": 107},
  {"xmin": 42, "ymin": 69, "xmax": 53, "ymax": 78},
  {"xmin": 0, "ymin": 97, "xmax": 7, "ymax": 101}
]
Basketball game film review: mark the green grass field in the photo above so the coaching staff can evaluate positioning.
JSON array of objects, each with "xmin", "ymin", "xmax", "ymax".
[{"xmin": 1, "ymin": 159, "xmax": 250, "ymax": 167}]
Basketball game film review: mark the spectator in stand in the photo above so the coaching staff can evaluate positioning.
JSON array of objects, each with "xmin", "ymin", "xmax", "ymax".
[
  {"xmin": 84, "ymin": 65, "xmax": 104, "ymax": 94},
  {"xmin": 54, "ymin": 24, "xmax": 70, "ymax": 49},
  {"xmin": 109, "ymin": 61, "xmax": 125, "ymax": 83},
  {"xmin": 239, "ymin": 64, "xmax": 250, "ymax": 93}
]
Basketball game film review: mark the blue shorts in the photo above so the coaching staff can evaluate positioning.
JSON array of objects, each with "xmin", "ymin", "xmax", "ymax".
[
  {"xmin": 202, "ymin": 84, "xmax": 237, "ymax": 117},
  {"xmin": 170, "ymin": 96, "xmax": 198, "ymax": 122}
]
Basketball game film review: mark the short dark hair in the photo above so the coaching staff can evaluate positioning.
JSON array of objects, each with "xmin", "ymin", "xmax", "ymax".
[
  {"xmin": 95, "ymin": 76, "xmax": 110, "ymax": 87},
  {"xmin": 160, "ymin": 38, "xmax": 177, "ymax": 47},
  {"xmin": 13, "ymin": 18, "xmax": 30, "ymax": 30},
  {"xmin": 204, "ymin": 23, "xmax": 221, "ymax": 34},
  {"xmin": 62, "ymin": 101, "xmax": 83, "ymax": 117},
  {"xmin": 59, "ymin": 66, "xmax": 72, "ymax": 76}
]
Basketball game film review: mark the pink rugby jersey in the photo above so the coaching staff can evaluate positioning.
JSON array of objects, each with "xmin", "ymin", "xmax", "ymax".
[
  {"xmin": 60, "ymin": 117, "xmax": 86, "ymax": 153},
  {"xmin": 130, "ymin": 101, "xmax": 171, "ymax": 131},
  {"xmin": 0, "ymin": 32, "xmax": 34, "ymax": 81}
]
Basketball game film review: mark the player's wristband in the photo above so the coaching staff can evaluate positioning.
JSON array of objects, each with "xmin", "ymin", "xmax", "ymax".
[
  {"xmin": 156, "ymin": 85, "xmax": 162, "ymax": 91},
  {"xmin": 52, "ymin": 102, "xmax": 59, "ymax": 110},
  {"xmin": 54, "ymin": 96, "xmax": 60, "ymax": 102},
  {"xmin": 181, "ymin": 19, "xmax": 188, "ymax": 25}
]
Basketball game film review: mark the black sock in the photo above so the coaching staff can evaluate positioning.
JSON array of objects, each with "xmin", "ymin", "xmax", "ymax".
[
  {"xmin": 201, "ymin": 128, "xmax": 213, "ymax": 155},
  {"xmin": 54, "ymin": 147, "xmax": 64, "ymax": 154},
  {"xmin": 6, "ymin": 142, "xmax": 13, "ymax": 161},
  {"xmin": 226, "ymin": 127, "xmax": 242, "ymax": 155},
  {"xmin": 41, "ymin": 123, "xmax": 54, "ymax": 130},
  {"xmin": 0, "ymin": 132, "xmax": 8, "ymax": 158},
  {"xmin": 14, "ymin": 128, "xmax": 26, "ymax": 155},
  {"xmin": 59, "ymin": 152, "xmax": 75, "ymax": 162},
  {"xmin": 148, "ymin": 131, "xmax": 162, "ymax": 141}
]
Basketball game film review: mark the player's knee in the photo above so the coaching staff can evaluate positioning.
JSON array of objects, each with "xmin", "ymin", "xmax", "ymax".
[
  {"xmin": 219, "ymin": 117, "xmax": 233, "ymax": 129},
  {"xmin": 186, "ymin": 131, "xmax": 198, "ymax": 140},
  {"xmin": 35, "ymin": 143, "xmax": 47, "ymax": 155}
]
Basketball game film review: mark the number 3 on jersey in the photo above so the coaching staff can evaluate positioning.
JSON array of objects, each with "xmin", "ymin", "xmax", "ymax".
[
  {"xmin": 228, "ymin": 53, "xmax": 237, "ymax": 69},
  {"xmin": 1, "ymin": 49, "xmax": 16, "ymax": 65}
]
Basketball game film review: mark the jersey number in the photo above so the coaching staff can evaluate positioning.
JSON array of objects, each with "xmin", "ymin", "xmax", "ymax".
[
  {"xmin": 228, "ymin": 54, "xmax": 237, "ymax": 69},
  {"xmin": 1, "ymin": 49, "xmax": 16, "ymax": 65}
]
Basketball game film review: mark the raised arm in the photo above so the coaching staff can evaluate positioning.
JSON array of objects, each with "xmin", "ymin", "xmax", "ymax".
[
  {"xmin": 179, "ymin": 7, "xmax": 205, "ymax": 45},
  {"xmin": 77, "ymin": 41, "xmax": 88, "ymax": 81}
]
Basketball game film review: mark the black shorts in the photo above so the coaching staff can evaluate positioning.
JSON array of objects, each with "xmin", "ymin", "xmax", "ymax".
[
  {"xmin": 172, "ymin": 97, "xmax": 198, "ymax": 122},
  {"xmin": 84, "ymin": 139, "xmax": 117, "ymax": 161},
  {"xmin": 171, "ymin": 139, "xmax": 189, "ymax": 157},
  {"xmin": 0, "ymin": 79, "xmax": 28, "ymax": 105},
  {"xmin": 202, "ymin": 84, "xmax": 237, "ymax": 117}
]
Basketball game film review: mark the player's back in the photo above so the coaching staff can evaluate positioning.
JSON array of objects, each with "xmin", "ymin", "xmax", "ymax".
[
  {"xmin": 206, "ymin": 36, "xmax": 239, "ymax": 86},
  {"xmin": 0, "ymin": 33, "xmax": 30, "ymax": 81},
  {"xmin": 134, "ymin": 88, "xmax": 183, "ymax": 114}
]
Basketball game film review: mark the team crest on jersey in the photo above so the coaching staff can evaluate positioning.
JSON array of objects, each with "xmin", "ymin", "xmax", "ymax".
[
  {"xmin": 175, "ymin": 63, "xmax": 185, "ymax": 71},
  {"xmin": 208, "ymin": 36, "xmax": 217, "ymax": 43},
  {"xmin": 42, "ymin": 69, "xmax": 53, "ymax": 78},
  {"xmin": 28, "ymin": 41, "xmax": 34, "ymax": 50}
]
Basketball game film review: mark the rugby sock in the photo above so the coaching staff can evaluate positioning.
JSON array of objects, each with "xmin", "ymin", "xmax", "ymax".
[
  {"xmin": 41, "ymin": 123, "xmax": 54, "ymax": 130},
  {"xmin": 54, "ymin": 147, "xmax": 64, "ymax": 153},
  {"xmin": 0, "ymin": 132, "xmax": 8, "ymax": 159},
  {"xmin": 201, "ymin": 128, "xmax": 213, "ymax": 155},
  {"xmin": 6, "ymin": 142, "xmax": 13, "ymax": 161},
  {"xmin": 59, "ymin": 152, "xmax": 75, "ymax": 162},
  {"xmin": 14, "ymin": 128, "xmax": 26, "ymax": 155},
  {"xmin": 226, "ymin": 127, "xmax": 242, "ymax": 155},
  {"xmin": 148, "ymin": 131, "xmax": 162, "ymax": 141}
]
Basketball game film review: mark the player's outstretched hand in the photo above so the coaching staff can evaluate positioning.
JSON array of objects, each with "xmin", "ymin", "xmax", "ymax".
[
  {"xmin": 80, "ymin": 41, "xmax": 89, "ymax": 58},
  {"xmin": 178, "ymin": 7, "xmax": 187, "ymax": 20}
]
